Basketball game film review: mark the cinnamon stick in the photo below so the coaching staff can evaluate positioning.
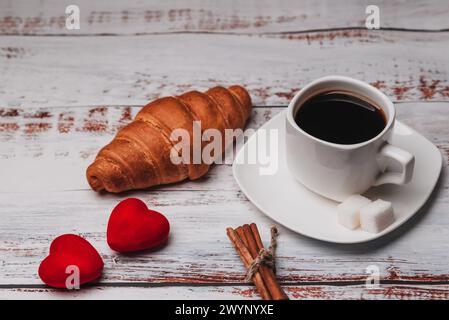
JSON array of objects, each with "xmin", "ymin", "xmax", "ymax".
[
  {"xmin": 242, "ymin": 224, "xmax": 260, "ymax": 257},
  {"xmin": 249, "ymin": 223, "xmax": 264, "ymax": 250},
  {"xmin": 226, "ymin": 228, "xmax": 272, "ymax": 300},
  {"xmin": 247, "ymin": 224, "xmax": 289, "ymax": 300},
  {"xmin": 235, "ymin": 226, "xmax": 247, "ymax": 247}
]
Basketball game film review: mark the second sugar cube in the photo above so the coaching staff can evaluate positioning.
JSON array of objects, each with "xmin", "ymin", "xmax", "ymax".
[{"xmin": 360, "ymin": 199, "xmax": 395, "ymax": 233}]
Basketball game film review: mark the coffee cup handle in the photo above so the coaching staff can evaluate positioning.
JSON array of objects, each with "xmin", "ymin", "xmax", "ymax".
[{"xmin": 373, "ymin": 143, "xmax": 415, "ymax": 186}]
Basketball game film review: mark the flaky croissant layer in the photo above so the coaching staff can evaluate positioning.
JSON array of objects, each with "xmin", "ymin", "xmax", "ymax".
[{"xmin": 86, "ymin": 85, "xmax": 252, "ymax": 193}]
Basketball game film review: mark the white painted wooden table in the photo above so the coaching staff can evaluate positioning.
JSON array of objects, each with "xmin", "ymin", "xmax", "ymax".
[{"xmin": 1, "ymin": 0, "xmax": 448, "ymax": 299}]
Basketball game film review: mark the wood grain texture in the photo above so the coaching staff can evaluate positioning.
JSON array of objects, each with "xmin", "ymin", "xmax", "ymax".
[
  {"xmin": 1, "ymin": 31, "xmax": 449, "ymax": 108},
  {"xmin": 0, "ymin": 103, "xmax": 448, "ymax": 296},
  {"xmin": 1, "ymin": 103, "xmax": 447, "ymax": 192},
  {"xmin": 2, "ymin": 284, "xmax": 449, "ymax": 300},
  {"xmin": 1, "ymin": 0, "xmax": 448, "ymax": 35},
  {"xmin": 1, "ymin": 186, "xmax": 448, "ymax": 286},
  {"xmin": 1, "ymin": 0, "xmax": 449, "ymax": 300}
]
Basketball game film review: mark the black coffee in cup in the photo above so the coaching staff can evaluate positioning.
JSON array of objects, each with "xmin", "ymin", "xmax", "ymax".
[{"xmin": 294, "ymin": 91, "xmax": 386, "ymax": 144}]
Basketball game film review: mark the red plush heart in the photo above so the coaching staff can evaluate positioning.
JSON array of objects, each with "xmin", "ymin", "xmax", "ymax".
[
  {"xmin": 38, "ymin": 234, "xmax": 104, "ymax": 288},
  {"xmin": 107, "ymin": 198, "xmax": 170, "ymax": 253}
]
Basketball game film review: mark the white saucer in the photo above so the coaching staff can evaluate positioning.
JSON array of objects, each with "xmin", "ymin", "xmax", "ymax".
[{"xmin": 233, "ymin": 110, "xmax": 443, "ymax": 243}]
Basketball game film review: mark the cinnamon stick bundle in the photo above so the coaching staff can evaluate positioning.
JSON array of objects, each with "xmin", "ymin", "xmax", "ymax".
[{"xmin": 226, "ymin": 223, "xmax": 288, "ymax": 300}]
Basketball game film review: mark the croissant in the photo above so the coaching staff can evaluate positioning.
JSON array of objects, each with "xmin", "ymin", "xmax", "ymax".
[{"xmin": 86, "ymin": 85, "xmax": 252, "ymax": 193}]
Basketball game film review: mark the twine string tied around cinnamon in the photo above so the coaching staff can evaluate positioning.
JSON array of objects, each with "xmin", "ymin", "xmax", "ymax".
[{"xmin": 245, "ymin": 225, "xmax": 278, "ymax": 282}]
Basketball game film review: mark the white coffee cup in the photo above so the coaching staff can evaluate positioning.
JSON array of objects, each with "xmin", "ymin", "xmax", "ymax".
[{"xmin": 285, "ymin": 76, "xmax": 415, "ymax": 202}]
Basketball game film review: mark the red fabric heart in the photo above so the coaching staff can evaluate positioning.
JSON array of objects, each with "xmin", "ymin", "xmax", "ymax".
[
  {"xmin": 107, "ymin": 198, "xmax": 170, "ymax": 253},
  {"xmin": 38, "ymin": 234, "xmax": 104, "ymax": 288}
]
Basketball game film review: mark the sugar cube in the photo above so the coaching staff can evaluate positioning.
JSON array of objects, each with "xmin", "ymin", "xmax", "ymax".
[
  {"xmin": 337, "ymin": 195, "xmax": 372, "ymax": 230},
  {"xmin": 360, "ymin": 199, "xmax": 395, "ymax": 233}
]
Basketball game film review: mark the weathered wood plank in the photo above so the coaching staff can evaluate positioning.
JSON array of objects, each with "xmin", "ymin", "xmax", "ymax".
[
  {"xmin": 0, "ymin": 103, "xmax": 447, "ymax": 192},
  {"xmin": 1, "ymin": 284, "xmax": 449, "ymax": 300},
  {"xmin": 1, "ymin": 31, "xmax": 449, "ymax": 107},
  {"xmin": 0, "ymin": 103, "xmax": 448, "ymax": 286},
  {"xmin": 1, "ymin": 0, "xmax": 448, "ymax": 35},
  {"xmin": 1, "ymin": 186, "xmax": 448, "ymax": 285},
  {"xmin": 0, "ymin": 107, "xmax": 282, "ymax": 192}
]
